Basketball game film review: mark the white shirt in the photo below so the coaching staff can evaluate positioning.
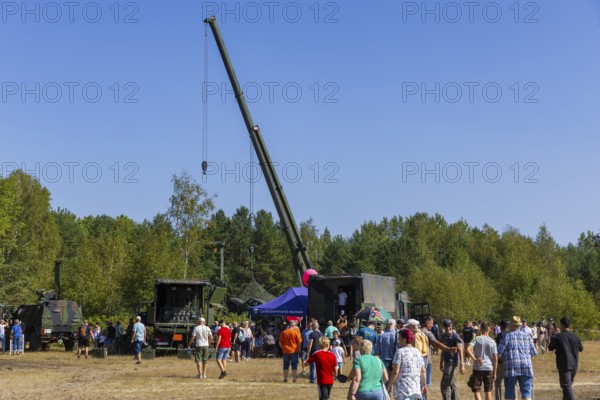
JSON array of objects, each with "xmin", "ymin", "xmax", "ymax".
[
  {"xmin": 332, "ymin": 346, "xmax": 344, "ymax": 363},
  {"xmin": 392, "ymin": 347, "xmax": 424, "ymax": 399},
  {"xmin": 338, "ymin": 291, "xmax": 348, "ymax": 306},
  {"xmin": 193, "ymin": 325, "xmax": 212, "ymax": 347}
]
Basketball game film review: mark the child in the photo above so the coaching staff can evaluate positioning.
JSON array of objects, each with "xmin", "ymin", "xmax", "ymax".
[
  {"xmin": 307, "ymin": 336, "xmax": 338, "ymax": 400},
  {"xmin": 331, "ymin": 339, "xmax": 346, "ymax": 376},
  {"xmin": 331, "ymin": 331, "xmax": 344, "ymax": 348}
]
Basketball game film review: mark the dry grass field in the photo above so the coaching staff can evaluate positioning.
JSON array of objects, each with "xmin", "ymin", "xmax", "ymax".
[{"xmin": 2, "ymin": 342, "xmax": 600, "ymax": 399}]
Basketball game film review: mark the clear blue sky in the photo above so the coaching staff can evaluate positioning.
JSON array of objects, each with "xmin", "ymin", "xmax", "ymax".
[{"xmin": 1, "ymin": 1, "xmax": 599, "ymax": 245}]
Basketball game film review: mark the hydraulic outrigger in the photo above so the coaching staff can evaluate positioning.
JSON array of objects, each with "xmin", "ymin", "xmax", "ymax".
[{"xmin": 204, "ymin": 16, "xmax": 313, "ymax": 285}]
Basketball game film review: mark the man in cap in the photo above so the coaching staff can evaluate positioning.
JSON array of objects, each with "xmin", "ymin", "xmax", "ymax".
[
  {"xmin": 497, "ymin": 316, "xmax": 537, "ymax": 400},
  {"xmin": 422, "ymin": 316, "xmax": 457, "ymax": 399},
  {"xmin": 439, "ymin": 319, "xmax": 464, "ymax": 400},
  {"xmin": 188, "ymin": 317, "xmax": 212, "ymax": 378},
  {"xmin": 407, "ymin": 319, "xmax": 431, "ymax": 398},
  {"xmin": 131, "ymin": 316, "xmax": 146, "ymax": 365},
  {"xmin": 548, "ymin": 317, "xmax": 583, "ymax": 400}
]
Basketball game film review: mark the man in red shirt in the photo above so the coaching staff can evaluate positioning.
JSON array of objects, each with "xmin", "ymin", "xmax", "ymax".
[
  {"xmin": 215, "ymin": 320, "xmax": 231, "ymax": 379},
  {"xmin": 308, "ymin": 336, "xmax": 338, "ymax": 400}
]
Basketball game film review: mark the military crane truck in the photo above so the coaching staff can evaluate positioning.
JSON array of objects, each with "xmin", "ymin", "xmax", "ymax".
[
  {"xmin": 141, "ymin": 279, "xmax": 226, "ymax": 352},
  {"xmin": 203, "ymin": 17, "xmax": 429, "ymax": 325},
  {"xmin": 12, "ymin": 261, "xmax": 82, "ymax": 351}
]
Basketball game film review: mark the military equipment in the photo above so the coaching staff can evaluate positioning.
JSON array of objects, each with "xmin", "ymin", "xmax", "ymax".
[
  {"xmin": 203, "ymin": 19, "xmax": 431, "ymax": 322},
  {"xmin": 11, "ymin": 261, "xmax": 83, "ymax": 351},
  {"xmin": 12, "ymin": 295, "xmax": 82, "ymax": 351},
  {"xmin": 142, "ymin": 279, "xmax": 226, "ymax": 352},
  {"xmin": 308, "ymin": 273, "xmax": 398, "ymax": 325},
  {"xmin": 1, "ymin": 303, "xmax": 14, "ymax": 321},
  {"xmin": 204, "ymin": 16, "xmax": 312, "ymax": 286}
]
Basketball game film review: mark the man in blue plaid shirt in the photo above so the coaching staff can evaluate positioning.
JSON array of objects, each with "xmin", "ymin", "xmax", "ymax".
[{"xmin": 498, "ymin": 316, "xmax": 538, "ymax": 400}]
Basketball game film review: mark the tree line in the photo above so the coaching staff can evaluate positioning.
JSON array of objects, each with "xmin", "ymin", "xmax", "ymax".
[{"xmin": 1, "ymin": 170, "xmax": 599, "ymax": 328}]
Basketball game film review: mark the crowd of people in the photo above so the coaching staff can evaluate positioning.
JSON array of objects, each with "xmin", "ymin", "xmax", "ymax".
[
  {"xmin": 3, "ymin": 311, "xmax": 585, "ymax": 400},
  {"xmin": 185, "ymin": 314, "xmax": 582, "ymax": 400},
  {"xmin": 0, "ymin": 318, "xmax": 23, "ymax": 354},
  {"xmin": 75, "ymin": 319, "xmax": 129, "ymax": 358}
]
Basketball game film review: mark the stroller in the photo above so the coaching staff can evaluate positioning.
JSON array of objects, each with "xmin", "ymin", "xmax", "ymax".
[{"xmin": 254, "ymin": 334, "xmax": 277, "ymax": 358}]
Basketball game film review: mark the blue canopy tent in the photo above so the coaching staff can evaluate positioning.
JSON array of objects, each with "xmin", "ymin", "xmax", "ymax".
[{"xmin": 250, "ymin": 287, "xmax": 308, "ymax": 317}]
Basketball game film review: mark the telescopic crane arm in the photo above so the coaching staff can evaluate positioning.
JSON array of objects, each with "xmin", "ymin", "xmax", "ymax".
[{"xmin": 204, "ymin": 16, "xmax": 313, "ymax": 286}]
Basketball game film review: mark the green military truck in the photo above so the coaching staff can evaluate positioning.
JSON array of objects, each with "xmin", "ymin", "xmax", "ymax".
[
  {"xmin": 142, "ymin": 279, "xmax": 226, "ymax": 352},
  {"xmin": 308, "ymin": 273, "xmax": 431, "ymax": 326},
  {"xmin": 12, "ymin": 290, "xmax": 82, "ymax": 351}
]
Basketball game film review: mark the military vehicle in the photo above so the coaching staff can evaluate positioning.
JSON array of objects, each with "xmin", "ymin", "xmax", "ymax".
[
  {"xmin": 204, "ymin": 18, "xmax": 431, "ymax": 325},
  {"xmin": 11, "ymin": 261, "xmax": 83, "ymax": 351},
  {"xmin": 13, "ymin": 290, "xmax": 82, "ymax": 351},
  {"xmin": 1, "ymin": 304, "xmax": 14, "ymax": 321},
  {"xmin": 142, "ymin": 279, "xmax": 226, "ymax": 352}
]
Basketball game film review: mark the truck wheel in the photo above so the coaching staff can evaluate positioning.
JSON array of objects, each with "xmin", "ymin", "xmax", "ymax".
[
  {"xmin": 42, "ymin": 342, "xmax": 50, "ymax": 351},
  {"xmin": 28, "ymin": 335, "xmax": 42, "ymax": 351},
  {"xmin": 63, "ymin": 339, "xmax": 76, "ymax": 352}
]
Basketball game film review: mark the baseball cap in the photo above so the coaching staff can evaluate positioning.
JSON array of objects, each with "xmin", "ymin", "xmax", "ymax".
[
  {"xmin": 442, "ymin": 319, "xmax": 452, "ymax": 328},
  {"xmin": 406, "ymin": 319, "xmax": 420, "ymax": 327}
]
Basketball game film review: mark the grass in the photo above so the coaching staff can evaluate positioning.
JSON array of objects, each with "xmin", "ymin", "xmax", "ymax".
[{"xmin": 1, "ymin": 341, "xmax": 599, "ymax": 399}]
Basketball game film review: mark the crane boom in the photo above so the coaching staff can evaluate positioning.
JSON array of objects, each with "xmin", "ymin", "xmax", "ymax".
[{"xmin": 204, "ymin": 16, "xmax": 313, "ymax": 285}]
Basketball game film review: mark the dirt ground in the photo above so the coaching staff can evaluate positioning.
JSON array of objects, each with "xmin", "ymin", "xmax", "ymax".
[{"xmin": 1, "ymin": 341, "xmax": 600, "ymax": 399}]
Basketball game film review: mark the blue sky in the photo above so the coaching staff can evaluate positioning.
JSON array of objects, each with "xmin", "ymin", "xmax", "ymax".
[{"xmin": 1, "ymin": 0, "xmax": 599, "ymax": 245}]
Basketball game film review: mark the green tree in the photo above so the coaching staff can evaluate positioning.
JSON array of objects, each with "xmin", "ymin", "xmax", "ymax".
[{"xmin": 168, "ymin": 171, "xmax": 214, "ymax": 279}]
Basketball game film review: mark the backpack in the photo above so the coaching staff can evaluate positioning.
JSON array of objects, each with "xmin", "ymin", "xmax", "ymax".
[{"xmin": 237, "ymin": 328, "xmax": 245, "ymax": 343}]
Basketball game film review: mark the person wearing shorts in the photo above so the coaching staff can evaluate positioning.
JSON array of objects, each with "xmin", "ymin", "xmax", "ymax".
[
  {"xmin": 498, "ymin": 316, "xmax": 537, "ymax": 400},
  {"xmin": 131, "ymin": 316, "xmax": 146, "ymax": 365},
  {"xmin": 279, "ymin": 320, "xmax": 302, "ymax": 382},
  {"xmin": 466, "ymin": 322, "xmax": 497, "ymax": 400},
  {"xmin": 215, "ymin": 320, "xmax": 231, "ymax": 379},
  {"xmin": 77, "ymin": 321, "xmax": 92, "ymax": 359},
  {"xmin": 188, "ymin": 317, "xmax": 212, "ymax": 379}
]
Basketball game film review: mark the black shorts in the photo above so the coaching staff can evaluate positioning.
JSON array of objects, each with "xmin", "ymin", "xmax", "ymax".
[
  {"xmin": 78, "ymin": 338, "xmax": 89, "ymax": 347},
  {"xmin": 468, "ymin": 370, "xmax": 494, "ymax": 392}
]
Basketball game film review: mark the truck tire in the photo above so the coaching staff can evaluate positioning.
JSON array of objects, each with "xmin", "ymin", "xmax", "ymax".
[
  {"xmin": 28, "ymin": 334, "xmax": 42, "ymax": 351},
  {"xmin": 63, "ymin": 338, "xmax": 76, "ymax": 352}
]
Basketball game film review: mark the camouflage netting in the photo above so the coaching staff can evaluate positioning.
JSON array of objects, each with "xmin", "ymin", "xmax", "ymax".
[{"xmin": 238, "ymin": 277, "xmax": 275, "ymax": 302}]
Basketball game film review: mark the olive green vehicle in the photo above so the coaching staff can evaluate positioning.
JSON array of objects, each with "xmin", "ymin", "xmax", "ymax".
[
  {"xmin": 141, "ymin": 279, "xmax": 226, "ymax": 352},
  {"xmin": 13, "ymin": 290, "xmax": 83, "ymax": 351}
]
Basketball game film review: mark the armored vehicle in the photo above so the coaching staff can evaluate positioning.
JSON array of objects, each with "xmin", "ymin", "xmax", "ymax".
[
  {"xmin": 142, "ymin": 279, "xmax": 226, "ymax": 352},
  {"xmin": 13, "ymin": 290, "xmax": 82, "ymax": 351}
]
